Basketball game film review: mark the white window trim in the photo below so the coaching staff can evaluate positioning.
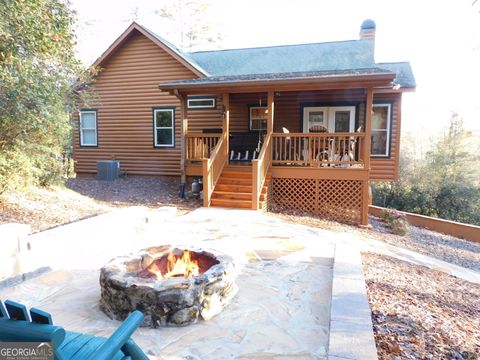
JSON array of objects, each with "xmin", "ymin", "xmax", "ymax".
[
  {"xmin": 79, "ymin": 110, "xmax": 97, "ymax": 147},
  {"xmin": 249, "ymin": 106, "xmax": 268, "ymax": 131},
  {"xmin": 153, "ymin": 108, "xmax": 175, "ymax": 147},
  {"xmin": 371, "ymin": 103, "xmax": 392, "ymax": 158},
  {"xmin": 187, "ymin": 97, "xmax": 216, "ymax": 109}
]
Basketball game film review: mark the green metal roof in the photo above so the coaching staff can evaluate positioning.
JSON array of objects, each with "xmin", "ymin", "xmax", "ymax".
[
  {"xmin": 140, "ymin": 23, "xmax": 415, "ymax": 89},
  {"xmin": 189, "ymin": 39, "xmax": 375, "ymax": 76}
]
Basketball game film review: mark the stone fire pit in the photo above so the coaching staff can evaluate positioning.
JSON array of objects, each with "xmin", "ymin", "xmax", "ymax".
[{"xmin": 99, "ymin": 245, "xmax": 237, "ymax": 327}]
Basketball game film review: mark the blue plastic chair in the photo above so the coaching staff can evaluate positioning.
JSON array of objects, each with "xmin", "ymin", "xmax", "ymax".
[{"xmin": 0, "ymin": 300, "xmax": 149, "ymax": 360}]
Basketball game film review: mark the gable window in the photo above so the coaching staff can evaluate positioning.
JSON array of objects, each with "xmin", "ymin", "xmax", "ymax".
[
  {"xmin": 153, "ymin": 107, "xmax": 175, "ymax": 147},
  {"xmin": 249, "ymin": 106, "xmax": 268, "ymax": 131},
  {"xmin": 187, "ymin": 96, "xmax": 216, "ymax": 109},
  {"xmin": 371, "ymin": 104, "xmax": 392, "ymax": 157},
  {"xmin": 79, "ymin": 110, "xmax": 97, "ymax": 147}
]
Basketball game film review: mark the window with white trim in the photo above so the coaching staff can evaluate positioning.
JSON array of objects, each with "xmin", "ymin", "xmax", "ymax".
[
  {"xmin": 371, "ymin": 104, "xmax": 391, "ymax": 157},
  {"xmin": 249, "ymin": 106, "xmax": 268, "ymax": 131},
  {"xmin": 79, "ymin": 110, "xmax": 97, "ymax": 146},
  {"xmin": 187, "ymin": 97, "xmax": 216, "ymax": 109},
  {"xmin": 153, "ymin": 108, "xmax": 175, "ymax": 147}
]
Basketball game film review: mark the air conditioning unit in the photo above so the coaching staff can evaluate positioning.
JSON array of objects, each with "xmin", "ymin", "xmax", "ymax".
[{"xmin": 96, "ymin": 160, "xmax": 120, "ymax": 181}]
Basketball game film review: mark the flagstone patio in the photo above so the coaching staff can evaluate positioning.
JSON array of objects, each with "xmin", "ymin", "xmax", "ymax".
[{"xmin": 1, "ymin": 208, "xmax": 339, "ymax": 359}]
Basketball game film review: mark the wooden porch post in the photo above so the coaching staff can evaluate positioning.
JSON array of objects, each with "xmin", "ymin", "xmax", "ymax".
[
  {"xmin": 361, "ymin": 87, "xmax": 373, "ymax": 225},
  {"xmin": 176, "ymin": 90, "xmax": 188, "ymax": 184},
  {"xmin": 267, "ymin": 91, "xmax": 274, "ymax": 134},
  {"xmin": 364, "ymin": 87, "xmax": 373, "ymax": 170},
  {"xmin": 223, "ymin": 93, "xmax": 230, "ymax": 157}
]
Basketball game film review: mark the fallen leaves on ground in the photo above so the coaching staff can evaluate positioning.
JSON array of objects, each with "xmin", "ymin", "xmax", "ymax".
[
  {"xmin": 362, "ymin": 252, "xmax": 480, "ymax": 359},
  {"xmin": 0, "ymin": 176, "xmax": 201, "ymax": 232}
]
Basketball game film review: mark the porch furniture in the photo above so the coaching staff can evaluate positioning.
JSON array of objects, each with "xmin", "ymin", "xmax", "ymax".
[
  {"xmin": 0, "ymin": 299, "xmax": 149, "ymax": 360},
  {"xmin": 229, "ymin": 132, "xmax": 264, "ymax": 162},
  {"xmin": 308, "ymin": 125, "xmax": 328, "ymax": 133}
]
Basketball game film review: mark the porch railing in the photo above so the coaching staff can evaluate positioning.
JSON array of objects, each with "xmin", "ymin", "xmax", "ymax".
[
  {"xmin": 202, "ymin": 131, "xmax": 228, "ymax": 207},
  {"xmin": 186, "ymin": 133, "xmax": 221, "ymax": 161},
  {"xmin": 271, "ymin": 132, "xmax": 365, "ymax": 167},
  {"xmin": 251, "ymin": 132, "xmax": 272, "ymax": 209}
]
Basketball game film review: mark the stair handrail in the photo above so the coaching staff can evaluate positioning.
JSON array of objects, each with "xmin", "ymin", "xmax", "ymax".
[
  {"xmin": 202, "ymin": 131, "xmax": 228, "ymax": 207},
  {"xmin": 251, "ymin": 132, "xmax": 272, "ymax": 209}
]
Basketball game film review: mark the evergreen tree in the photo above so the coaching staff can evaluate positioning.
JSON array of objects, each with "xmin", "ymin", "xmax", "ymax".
[{"xmin": 0, "ymin": 0, "xmax": 91, "ymax": 193}]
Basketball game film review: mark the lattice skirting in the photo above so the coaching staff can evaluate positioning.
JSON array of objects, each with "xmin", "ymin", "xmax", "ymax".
[{"xmin": 269, "ymin": 178, "xmax": 365, "ymax": 224}]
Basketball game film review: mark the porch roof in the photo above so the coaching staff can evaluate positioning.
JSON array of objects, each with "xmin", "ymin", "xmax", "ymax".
[{"xmin": 159, "ymin": 68, "xmax": 397, "ymax": 93}]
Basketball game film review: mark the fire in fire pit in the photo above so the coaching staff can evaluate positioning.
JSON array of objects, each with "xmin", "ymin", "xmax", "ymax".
[
  {"xmin": 138, "ymin": 248, "xmax": 218, "ymax": 280},
  {"xmin": 99, "ymin": 245, "xmax": 237, "ymax": 327}
]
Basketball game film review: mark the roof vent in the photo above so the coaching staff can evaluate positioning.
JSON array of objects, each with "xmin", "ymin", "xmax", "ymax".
[{"xmin": 360, "ymin": 19, "xmax": 377, "ymax": 31}]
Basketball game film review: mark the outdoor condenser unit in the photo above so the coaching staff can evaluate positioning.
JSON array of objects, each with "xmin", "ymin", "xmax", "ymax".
[{"xmin": 96, "ymin": 160, "xmax": 120, "ymax": 181}]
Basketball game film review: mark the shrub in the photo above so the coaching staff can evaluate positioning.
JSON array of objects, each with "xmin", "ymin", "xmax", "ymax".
[
  {"xmin": 390, "ymin": 217, "xmax": 409, "ymax": 236},
  {"xmin": 380, "ymin": 208, "xmax": 409, "ymax": 236}
]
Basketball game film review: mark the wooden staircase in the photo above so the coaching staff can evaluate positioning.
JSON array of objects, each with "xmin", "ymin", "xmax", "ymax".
[{"xmin": 210, "ymin": 165, "xmax": 270, "ymax": 209}]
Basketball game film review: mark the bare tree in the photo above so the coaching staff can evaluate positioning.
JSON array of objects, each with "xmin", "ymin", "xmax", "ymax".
[{"xmin": 154, "ymin": 0, "xmax": 222, "ymax": 52}]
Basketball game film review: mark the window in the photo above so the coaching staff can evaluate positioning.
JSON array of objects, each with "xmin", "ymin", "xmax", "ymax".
[
  {"xmin": 371, "ymin": 104, "xmax": 391, "ymax": 157},
  {"xmin": 79, "ymin": 110, "xmax": 97, "ymax": 146},
  {"xmin": 249, "ymin": 106, "xmax": 268, "ymax": 131},
  {"xmin": 153, "ymin": 108, "xmax": 175, "ymax": 147},
  {"xmin": 187, "ymin": 96, "xmax": 216, "ymax": 109}
]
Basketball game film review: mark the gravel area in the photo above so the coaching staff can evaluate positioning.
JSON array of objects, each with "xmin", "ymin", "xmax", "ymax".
[
  {"xmin": 362, "ymin": 252, "xmax": 480, "ymax": 359},
  {"xmin": 269, "ymin": 210, "xmax": 480, "ymax": 272}
]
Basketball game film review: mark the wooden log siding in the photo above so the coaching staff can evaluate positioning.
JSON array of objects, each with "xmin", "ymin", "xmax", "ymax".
[
  {"xmin": 73, "ymin": 29, "xmax": 402, "ymax": 181},
  {"xmin": 74, "ymin": 30, "xmax": 204, "ymax": 176}
]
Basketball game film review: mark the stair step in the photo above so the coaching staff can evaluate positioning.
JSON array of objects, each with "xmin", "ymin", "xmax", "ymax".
[
  {"xmin": 215, "ymin": 184, "xmax": 252, "ymax": 192},
  {"xmin": 211, "ymin": 198, "xmax": 252, "ymax": 208},
  {"xmin": 221, "ymin": 171, "xmax": 252, "ymax": 178},
  {"xmin": 223, "ymin": 166, "xmax": 252, "ymax": 172},
  {"xmin": 218, "ymin": 177, "xmax": 252, "ymax": 185},
  {"xmin": 212, "ymin": 191, "xmax": 266, "ymax": 201}
]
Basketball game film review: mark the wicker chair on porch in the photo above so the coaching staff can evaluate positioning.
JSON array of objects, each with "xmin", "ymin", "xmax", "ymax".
[{"xmin": 308, "ymin": 125, "xmax": 330, "ymax": 164}]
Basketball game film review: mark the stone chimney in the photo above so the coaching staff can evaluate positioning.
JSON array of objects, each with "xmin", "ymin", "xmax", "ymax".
[
  {"xmin": 360, "ymin": 19, "xmax": 376, "ymax": 61},
  {"xmin": 359, "ymin": 19, "xmax": 376, "ymax": 41}
]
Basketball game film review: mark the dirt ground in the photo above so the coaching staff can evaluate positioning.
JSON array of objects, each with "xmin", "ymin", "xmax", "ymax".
[{"xmin": 0, "ymin": 177, "xmax": 201, "ymax": 232}]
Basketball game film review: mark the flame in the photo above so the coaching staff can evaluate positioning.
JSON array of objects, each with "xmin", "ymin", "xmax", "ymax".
[{"xmin": 147, "ymin": 250, "xmax": 199, "ymax": 280}]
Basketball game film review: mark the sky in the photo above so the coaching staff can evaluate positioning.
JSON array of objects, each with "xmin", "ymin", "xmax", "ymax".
[{"xmin": 70, "ymin": 0, "xmax": 480, "ymax": 134}]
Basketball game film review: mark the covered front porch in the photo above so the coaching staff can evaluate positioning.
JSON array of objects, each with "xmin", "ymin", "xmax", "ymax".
[{"xmin": 161, "ymin": 71, "xmax": 396, "ymax": 225}]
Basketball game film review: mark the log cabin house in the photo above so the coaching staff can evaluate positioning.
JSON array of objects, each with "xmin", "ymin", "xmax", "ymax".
[{"xmin": 74, "ymin": 20, "xmax": 415, "ymax": 225}]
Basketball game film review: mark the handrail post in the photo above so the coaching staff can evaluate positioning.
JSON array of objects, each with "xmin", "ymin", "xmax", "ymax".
[
  {"xmin": 202, "ymin": 158, "xmax": 210, "ymax": 207},
  {"xmin": 251, "ymin": 160, "xmax": 259, "ymax": 210},
  {"xmin": 223, "ymin": 93, "xmax": 230, "ymax": 157}
]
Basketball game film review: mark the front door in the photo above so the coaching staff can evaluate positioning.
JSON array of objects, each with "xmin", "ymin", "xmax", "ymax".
[{"xmin": 303, "ymin": 106, "xmax": 355, "ymax": 133}]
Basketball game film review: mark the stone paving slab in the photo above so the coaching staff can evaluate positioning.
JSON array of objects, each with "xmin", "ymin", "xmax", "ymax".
[
  {"xmin": 328, "ymin": 243, "xmax": 378, "ymax": 360},
  {"xmin": 359, "ymin": 237, "xmax": 480, "ymax": 285}
]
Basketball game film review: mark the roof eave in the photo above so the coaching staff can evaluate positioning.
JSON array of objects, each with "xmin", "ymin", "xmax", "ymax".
[{"xmin": 159, "ymin": 73, "xmax": 396, "ymax": 94}]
